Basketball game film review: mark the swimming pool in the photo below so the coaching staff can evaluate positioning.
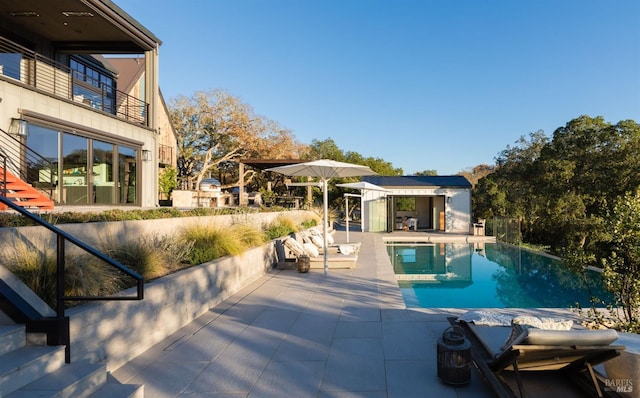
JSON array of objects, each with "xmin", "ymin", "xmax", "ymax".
[{"xmin": 386, "ymin": 242, "xmax": 611, "ymax": 308}]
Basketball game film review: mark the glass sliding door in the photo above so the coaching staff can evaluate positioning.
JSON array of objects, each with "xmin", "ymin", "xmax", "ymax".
[
  {"xmin": 62, "ymin": 134, "xmax": 89, "ymax": 205},
  {"xmin": 93, "ymin": 140, "xmax": 115, "ymax": 204},
  {"xmin": 118, "ymin": 146, "xmax": 137, "ymax": 204},
  {"xmin": 20, "ymin": 120, "xmax": 141, "ymax": 206},
  {"xmin": 25, "ymin": 125, "xmax": 59, "ymax": 202}
]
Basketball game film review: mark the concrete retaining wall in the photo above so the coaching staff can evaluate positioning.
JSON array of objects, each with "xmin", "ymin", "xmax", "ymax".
[
  {"xmin": 0, "ymin": 210, "xmax": 316, "ymax": 371},
  {"xmin": 66, "ymin": 241, "xmax": 276, "ymax": 371}
]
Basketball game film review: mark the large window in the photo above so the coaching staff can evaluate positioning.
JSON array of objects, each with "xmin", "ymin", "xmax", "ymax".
[
  {"xmin": 24, "ymin": 123, "xmax": 140, "ymax": 206},
  {"xmin": 70, "ymin": 57, "xmax": 116, "ymax": 113}
]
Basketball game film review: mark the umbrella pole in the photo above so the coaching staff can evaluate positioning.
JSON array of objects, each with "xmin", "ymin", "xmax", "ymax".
[
  {"xmin": 323, "ymin": 178, "xmax": 329, "ymax": 276},
  {"xmin": 345, "ymin": 195, "xmax": 350, "ymax": 243}
]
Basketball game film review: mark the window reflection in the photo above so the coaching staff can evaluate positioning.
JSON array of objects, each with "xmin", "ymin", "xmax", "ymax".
[
  {"xmin": 62, "ymin": 134, "xmax": 89, "ymax": 205},
  {"xmin": 23, "ymin": 122, "xmax": 140, "ymax": 206},
  {"xmin": 94, "ymin": 140, "xmax": 114, "ymax": 204},
  {"xmin": 119, "ymin": 146, "xmax": 136, "ymax": 204}
]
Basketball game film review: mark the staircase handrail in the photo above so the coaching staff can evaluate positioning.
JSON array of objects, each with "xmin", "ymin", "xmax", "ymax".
[
  {"xmin": 0, "ymin": 127, "xmax": 56, "ymax": 201},
  {"xmin": 0, "ymin": 195, "xmax": 143, "ymax": 362}
]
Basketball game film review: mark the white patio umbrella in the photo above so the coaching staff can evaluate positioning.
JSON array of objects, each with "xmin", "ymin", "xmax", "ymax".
[
  {"xmin": 337, "ymin": 181, "xmax": 389, "ymax": 242},
  {"xmin": 266, "ymin": 159, "xmax": 377, "ymax": 276}
]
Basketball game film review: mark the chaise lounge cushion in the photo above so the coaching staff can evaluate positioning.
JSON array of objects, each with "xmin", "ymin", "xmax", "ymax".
[
  {"xmin": 513, "ymin": 328, "xmax": 619, "ymax": 347},
  {"xmin": 502, "ymin": 316, "xmax": 574, "ymax": 350},
  {"xmin": 283, "ymin": 237, "xmax": 306, "ymax": 257},
  {"xmin": 303, "ymin": 242, "xmax": 320, "ymax": 258}
]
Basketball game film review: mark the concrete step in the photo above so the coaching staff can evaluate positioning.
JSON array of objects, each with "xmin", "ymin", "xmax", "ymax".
[
  {"xmin": 88, "ymin": 381, "xmax": 144, "ymax": 398},
  {"xmin": 5, "ymin": 362, "xmax": 105, "ymax": 398},
  {"xmin": 0, "ymin": 345, "xmax": 66, "ymax": 395},
  {"xmin": 0, "ymin": 325, "xmax": 25, "ymax": 356}
]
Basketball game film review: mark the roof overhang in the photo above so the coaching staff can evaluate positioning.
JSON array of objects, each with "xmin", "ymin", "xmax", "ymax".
[{"xmin": 0, "ymin": 0, "xmax": 161, "ymax": 53}]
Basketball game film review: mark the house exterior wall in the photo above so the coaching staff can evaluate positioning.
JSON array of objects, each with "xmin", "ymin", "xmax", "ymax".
[
  {"xmin": 0, "ymin": 80, "xmax": 158, "ymax": 207},
  {"xmin": 157, "ymin": 95, "xmax": 177, "ymax": 168}
]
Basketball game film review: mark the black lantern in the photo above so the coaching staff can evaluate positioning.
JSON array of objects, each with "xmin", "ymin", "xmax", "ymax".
[
  {"xmin": 297, "ymin": 255, "xmax": 310, "ymax": 273},
  {"xmin": 437, "ymin": 325, "xmax": 471, "ymax": 385}
]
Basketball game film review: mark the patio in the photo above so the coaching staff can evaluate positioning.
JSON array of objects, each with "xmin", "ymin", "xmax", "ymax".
[{"xmin": 111, "ymin": 230, "xmax": 587, "ymax": 397}]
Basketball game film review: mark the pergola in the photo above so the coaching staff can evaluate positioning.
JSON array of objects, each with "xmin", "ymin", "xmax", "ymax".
[{"xmin": 237, "ymin": 159, "xmax": 310, "ymax": 206}]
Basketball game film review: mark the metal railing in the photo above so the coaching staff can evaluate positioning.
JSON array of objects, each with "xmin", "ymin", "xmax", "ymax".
[
  {"xmin": 0, "ymin": 36, "xmax": 149, "ymax": 126},
  {"xmin": 158, "ymin": 144, "xmax": 174, "ymax": 165},
  {"xmin": 0, "ymin": 196, "xmax": 144, "ymax": 363},
  {"xmin": 0, "ymin": 127, "xmax": 56, "ymax": 202}
]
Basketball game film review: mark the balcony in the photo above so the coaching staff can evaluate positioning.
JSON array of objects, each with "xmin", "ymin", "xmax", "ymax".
[
  {"xmin": 158, "ymin": 144, "xmax": 174, "ymax": 166},
  {"xmin": 0, "ymin": 36, "xmax": 149, "ymax": 126}
]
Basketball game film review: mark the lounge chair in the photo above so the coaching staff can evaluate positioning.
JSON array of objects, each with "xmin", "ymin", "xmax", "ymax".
[
  {"xmin": 295, "ymin": 230, "xmax": 361, "ymax": 255},
  {"xmin": 277, "ymin": 236, "xmax": 358, "ymax": 270},
  {"xmin": 450, "ymin": 316, "xmax": 625, "ymax": 398}
]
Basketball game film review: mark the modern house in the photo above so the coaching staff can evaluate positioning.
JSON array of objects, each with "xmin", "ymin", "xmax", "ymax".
[
  {"xmin": 360, "ymin": 175, "xmax": 473, "ymax": 234},
  {"xmin": 0, "ymin": 0, "xmax": 167, "ymax": 209}
]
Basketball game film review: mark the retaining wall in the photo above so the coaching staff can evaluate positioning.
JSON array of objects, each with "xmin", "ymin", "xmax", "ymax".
[
  {"xmin": 0, "ymin": 210, "xmax": 315, "ymax": 371},
  {"xmin": 67, "ymin": 241, "xmax": 275, "ymax": 371}
]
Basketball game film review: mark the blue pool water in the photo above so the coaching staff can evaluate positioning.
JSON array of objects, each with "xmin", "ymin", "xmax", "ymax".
[{"xmin": 387, "ymin": 242, "xmax": 611, "ymax": 308}]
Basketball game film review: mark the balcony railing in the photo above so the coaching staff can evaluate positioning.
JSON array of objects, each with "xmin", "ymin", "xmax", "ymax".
[
  {"xmin": 158, "ymin": 144, "xmax": 174, "ymax": 165},
  {"xmin": 0, "ymin": 36, "xmax": 149, "ymax": 126}
]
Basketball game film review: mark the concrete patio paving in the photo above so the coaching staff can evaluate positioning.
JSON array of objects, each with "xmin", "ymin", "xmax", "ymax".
[{"xmin": 110, "ymin": 230, "xmax": 569, "ymax": 397}]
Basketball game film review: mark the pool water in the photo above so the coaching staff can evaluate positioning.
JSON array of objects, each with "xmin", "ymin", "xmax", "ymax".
[{"xmin": 387, "ymin": 242, "xmax": 611, "ymax": 308}]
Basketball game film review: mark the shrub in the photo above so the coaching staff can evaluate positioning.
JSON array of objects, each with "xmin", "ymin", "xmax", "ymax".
[
  {"xmin": 301, "ymin": 217, "xmax": 319, "ymax": 229},
  {"xmin": 180, "ymin": 224, "xmax": 258, "ymax": 265},
  {"xmin": 2, "ymin": 239, "xmax": 125, "ymax": 309},
  {"xmin": 100, "ymin": 234, "xmax": 192, "ymax": 280},
  {"xmin": 263, "ymin": 215, "xmax": 300, "ymax": 241},
  {"xmin": 232, "ymin": 223, "xmax": 266, "ymax": 247}
]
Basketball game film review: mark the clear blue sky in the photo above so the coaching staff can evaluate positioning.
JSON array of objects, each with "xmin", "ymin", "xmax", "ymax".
[{"xmin": 116, "ymin": 0, "xmax": 640, "ymax": 175}]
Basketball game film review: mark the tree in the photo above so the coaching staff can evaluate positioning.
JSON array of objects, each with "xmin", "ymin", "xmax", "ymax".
[
  {"xmin": 473, "ymin": 130, "xmax": 548, "ymax": 242},
  {"xmin": 600, "ymin": 191, "xmax": 640, "ymax": 332},
  {"xmin": 304, "ymin": 138, "xmax": 345, "ymax": 161},
  {"xmin": 458, "ymin": 164, "xmax": 493, "ymax": 187},
  {"xmin": 170, "ymin": 89, "xmax": 302, "ymax": 190},
  {"xmin": 570, "ymin": 191, "xmax": 640, "ymax": 332},
  {"xmin": 414, "ymin": 169, "xmax": 438, "ymax": 176},
  {"xmin": 533, "ymin": 116, "xmax": 640, "ymax": 251},
  {"xmin": 158, "ymin": 166, "xmax": 178, "ymax": 200},
  {"xmin": 474, "ymin": 116, "xmax": 640, "ymax": 252}
]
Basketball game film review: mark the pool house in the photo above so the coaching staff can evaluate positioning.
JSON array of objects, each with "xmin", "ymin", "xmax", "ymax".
[{"xmin": 360, "ymin": 175, "xmax": 473, "ymax": 234}]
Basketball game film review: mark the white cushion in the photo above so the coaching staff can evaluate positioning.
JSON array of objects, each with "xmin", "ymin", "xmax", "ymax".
[
  {"xmin": 457, "ymin": 311, "xmax": 512, "ymax": 327},
  {"xmin": 310, "ymin": 235, "xmax": 324, "ymax": 248},
  {"xmin": 502, "ymin": 316, "xmax": 574, "ymax": 350},
  {"xmin": 326, "ymin": 233, "xmax": 334, "ymax": 244},
  {"xmin": 303, "ymin": 242, "xmax": 319, "ymax": 258},
  {"xmin": 338, "ymin": 244, "xmax": 359, "ymax": 255},
  {"xmin": 283, "ymin": 237, "xmax": 306, "ymax": 257}
]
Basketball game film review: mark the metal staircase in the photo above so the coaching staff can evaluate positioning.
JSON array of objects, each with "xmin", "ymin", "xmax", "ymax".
[
  {"xmin": 0, "ymin": 167, "xmax": 54, "ymax": 210},
  {"xmin": 0, "ymin": 126, "xmax": 56, "ymax": 211}
]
